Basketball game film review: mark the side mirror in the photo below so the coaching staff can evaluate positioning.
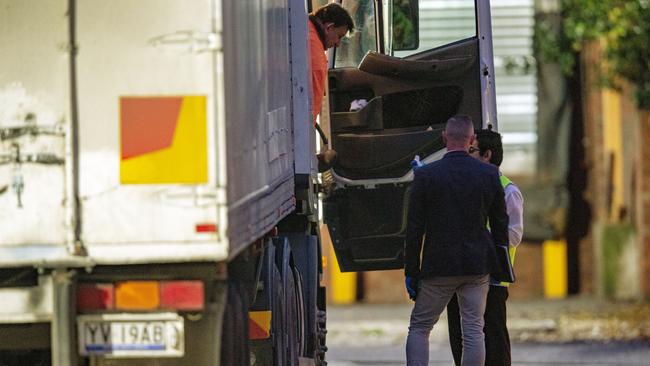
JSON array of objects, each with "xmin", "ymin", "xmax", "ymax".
[{"xmin": 392, "ymin": 0, "xmax": 419, "ymax": 51}]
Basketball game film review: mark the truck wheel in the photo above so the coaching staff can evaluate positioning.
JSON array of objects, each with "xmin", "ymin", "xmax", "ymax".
[
  {"xmin": 271, "ymin": 263, "xmax": 285, "ymax": 366},
  {"xmin": 292, "ymin": 265, "xmax": 306, "ymax": 357},
  {"xmin": 316, "ymin": 309, "xmax": 328, "ymax": 366},
  {"xmin": 220, "ymin": 280, "xmax": 250, "ymax": 366},
  {"xmin": 284, "ymin": 264, "xmax": 300, "ymax": 365}
]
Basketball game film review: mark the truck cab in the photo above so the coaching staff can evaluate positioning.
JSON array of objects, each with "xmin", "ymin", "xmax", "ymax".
[{"xmin": 322, "ymin": 0, "xmax": 498, "ymax": 272}]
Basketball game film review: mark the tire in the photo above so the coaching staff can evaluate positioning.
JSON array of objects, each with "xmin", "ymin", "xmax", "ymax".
[
  {"xmin": 316, "ymin": 309, "xmax": 328, "ymax": 366},
  {"xmin": 220, "ymin": 279, "xmax": 250, "ymax": 366},
  {"xmin": 284, "ymin": 265, "xmax": 300, "ymax": 365},
  {"xmin": 271, "ymin": 263, "xmax": 285, "ymax": 366},
  {"xmin": 292, "ymin": 265, "xmax": 307, "ymax": 357}
]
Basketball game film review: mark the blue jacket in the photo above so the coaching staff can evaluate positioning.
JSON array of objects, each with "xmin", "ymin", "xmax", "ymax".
[{"xmin": 404, "ymin": 150, "xmax": 509, "ymax": 279}]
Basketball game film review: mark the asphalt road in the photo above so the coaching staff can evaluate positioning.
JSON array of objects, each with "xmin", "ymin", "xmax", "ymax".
[
  {"xmin": 327, "ymin": 341, "xmax": 650, "ymax": 366},
  {"xmin": 325, "ymin": 301, "xmax": 650, "ymax": 366}
]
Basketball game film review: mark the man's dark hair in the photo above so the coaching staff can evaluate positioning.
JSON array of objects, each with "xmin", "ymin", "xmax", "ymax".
[
  {"xmin": 475, "ymin": 125, "xmax": 503, "ymax": 167},
  {"xmin": 313, "ymin": 3, "xmax": 354, "ymax": 32}
]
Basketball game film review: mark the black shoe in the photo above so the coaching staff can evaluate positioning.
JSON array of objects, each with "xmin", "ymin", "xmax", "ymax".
[{"xmin": 317, "ymin": 149, "xmax": 337, "ymax": 173}]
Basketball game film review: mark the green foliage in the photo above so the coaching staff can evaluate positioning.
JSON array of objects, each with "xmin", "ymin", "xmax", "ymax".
[
  {"xmin": 392, "ymin": 0, "xmax": 418, "ymax": 50},
  {"xmin": 536, "ymin": 0, "xmax": 650, "ymax": 109}
]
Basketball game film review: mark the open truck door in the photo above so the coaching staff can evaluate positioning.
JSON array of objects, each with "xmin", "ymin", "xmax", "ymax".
[{"xmin": 323, "ymin": 0, "xmax": 497, "ymax": 271}]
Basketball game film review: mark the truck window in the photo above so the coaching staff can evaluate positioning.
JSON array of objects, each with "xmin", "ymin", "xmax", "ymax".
[
  {"xmin": 310, "ymin": 0, "xmax": 328, "ymax": 10},
  {"xmin": 394, "ymin": 0, "xmax": 476, "ymax": 57},
  {"xmin": 334, "ymin": 0, "xmax": 377, "ymax": 68},
  {"xmin": 392, "ymin": 0, "xmax": 419, "ymax": 51}
]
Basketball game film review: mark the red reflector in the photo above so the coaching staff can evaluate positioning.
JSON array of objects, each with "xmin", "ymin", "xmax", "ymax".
[
  {"xmin": 249, "ymin": 311, "xmax": 271, "ymax": 340},
  {"xmin": 77, "ymin": 283, "xmax": 115, "ymax": 311},
  {"xmin": 160, "ymin": 281, "xmax": 204, "ymax": 311},
  {"xmin": 195, "ymin": 223, "xmax": 217, "ymax": 233}
]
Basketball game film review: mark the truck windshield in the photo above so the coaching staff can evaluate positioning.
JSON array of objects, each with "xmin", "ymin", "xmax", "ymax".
[{"xmin": 334, "ymin": 0, "xmax": 377, "ymax": 68}]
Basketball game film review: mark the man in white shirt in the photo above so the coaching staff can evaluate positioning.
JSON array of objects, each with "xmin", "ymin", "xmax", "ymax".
[{"xmin": 446, "ymin": 126, "xmax": 524, "ymax": 366}]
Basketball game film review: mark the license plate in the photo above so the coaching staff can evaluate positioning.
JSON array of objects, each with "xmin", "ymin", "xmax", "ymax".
[{"xmin": 77, "ymin": 313, "xmax": 184, "ymax": 357}]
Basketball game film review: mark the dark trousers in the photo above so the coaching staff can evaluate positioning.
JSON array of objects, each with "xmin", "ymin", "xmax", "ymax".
[{"xmin": 447, "ymin": 286, "xmax": 510, "ymax": 366}]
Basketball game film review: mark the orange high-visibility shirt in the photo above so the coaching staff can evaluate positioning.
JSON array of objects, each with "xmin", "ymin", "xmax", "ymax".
[{"xmin": 308, "ymin": 20, "xmax": 328, "ymax": 122}]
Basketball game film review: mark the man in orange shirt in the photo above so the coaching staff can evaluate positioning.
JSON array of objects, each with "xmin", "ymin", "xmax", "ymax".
[{"xmin": 308, "ymin": 3, "xmax": 354, "ymax": 171}]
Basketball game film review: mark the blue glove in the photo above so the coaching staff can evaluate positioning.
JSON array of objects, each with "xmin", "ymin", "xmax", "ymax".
[
  {"xmin": 405, "ymin": 277, "xmax": 418, "ymax": 301},
  {"xmin": 410, "ymin": 155, "xmax": 423, "ymax": 171}
]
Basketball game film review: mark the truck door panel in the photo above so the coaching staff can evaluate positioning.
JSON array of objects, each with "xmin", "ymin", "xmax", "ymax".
[
  {"xmin": 76, "ymin": 0, "xmax": 220, "ymax": 251},
  {"xmin": 325, "ymin": 34, "xmax": 484, "ymax": 270},
  {"xmin": 328, "ymin": 38, "xmax": 480, "ymax": 181},
  {"xmin": 0, "ymin": 0, "xmax": 68, "ymax": 249}
]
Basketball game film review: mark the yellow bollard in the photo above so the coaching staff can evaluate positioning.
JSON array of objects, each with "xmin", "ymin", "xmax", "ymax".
[
  {"xmin": 543, "ymin": 240, "xmax": 567, "ymax": 299},
  {"xmin": 321, "ymin": 223, "xmax": 357, "ymax": 304},
  {"xmin": 328, "ymin": 243, "xmax": 357, "ymax": 304}
]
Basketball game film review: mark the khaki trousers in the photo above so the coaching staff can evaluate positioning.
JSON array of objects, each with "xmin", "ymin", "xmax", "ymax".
[{"xmin": 406, "ymin": 275, "xmax": 490, "ymax": 366}]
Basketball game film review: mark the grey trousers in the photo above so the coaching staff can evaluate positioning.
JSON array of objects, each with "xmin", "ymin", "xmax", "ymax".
[{"xmin": 406, "ymin": 275, "xmax": 490, "ymax": 366}]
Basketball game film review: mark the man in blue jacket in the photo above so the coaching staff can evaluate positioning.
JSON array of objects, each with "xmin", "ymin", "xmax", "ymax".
[{"xmin": 404, "ymin": 115, "xmax": 509, "ymax": 366}]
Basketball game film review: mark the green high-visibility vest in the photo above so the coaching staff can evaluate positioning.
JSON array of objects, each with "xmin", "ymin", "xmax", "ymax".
[{"xmin": 499, "ymin": 174, "xmax": 517, "ymax": 286}]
